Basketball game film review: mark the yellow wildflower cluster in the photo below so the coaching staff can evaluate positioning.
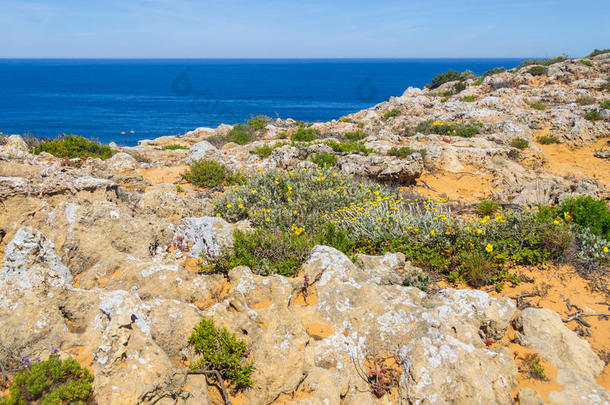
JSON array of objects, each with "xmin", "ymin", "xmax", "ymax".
[{"xmin": 291, "ymin": 225, "xmax": 305, "ymax": 236}]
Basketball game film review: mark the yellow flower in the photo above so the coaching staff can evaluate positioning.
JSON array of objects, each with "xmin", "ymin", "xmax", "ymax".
[
  {"xmin": 485, "ymin": 244, "xmax": 494, "ymax": 253},
  {"xmin": 252, "ymin": 189, "xmax": 258, "ymax": 194},
  {"xmin": 293, "ymin": 210, "xmax": 297, "ymax": 214},
  {"xmin": 226, "ymin": 204, "xmax": 232, "ymax": 208},
  {"xmin": 553, "ymin": 219, "xmax": 560, "ymax": 225},
  {"xmin": 287, "ymin": 186, "xmax": 293, "ymax": 191},
  {"xmin": 332, "ymin": 173, "xmax": 338, "ymax": 177},
  {"xmin": 216, "ymin": 213, "xmax": 221, "ymax": 217},
  {"xmin": 238, "ymin": 204, "xmax": 243, "ymax": 209},
  {"xmin": 604, "ymin": 246, "xmax": 609, "ymax": 253},
  {"xmin": 265, "ymin": 217, "xmax": 270, "ymax": 222},
  {"xmin": 477, "ymin": 229, "xmax": 483, "ymax": 235},
  {"xmin": 563, "ymin": 212, "xmax": 572, "ymax": 222},
  {"xmin": 429, "ymin": 229, "xmax": 435, "ymax": 236}
]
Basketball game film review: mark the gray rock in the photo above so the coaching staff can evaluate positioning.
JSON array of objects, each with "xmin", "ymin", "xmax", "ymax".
[
  {"xmin": 0, "ymin": 226, "xmax": 73, "ymax": 289},
  {"xmin": 513, "ymin": 308, "xmax": 604, "ymax": 379},
  {"xmin": 185, "ymin": 141, "xmax": 224, "ymax": 165}
]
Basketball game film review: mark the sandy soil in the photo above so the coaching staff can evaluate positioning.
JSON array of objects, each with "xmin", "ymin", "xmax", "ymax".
[{"xmin": 538, "ymin": 137, "xmax": 610, "ymax": 188}]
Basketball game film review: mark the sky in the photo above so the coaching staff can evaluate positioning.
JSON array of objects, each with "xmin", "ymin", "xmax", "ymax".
[{"xmin": 0, "ymin": 0, "xmax": 608, "ymax": 58}]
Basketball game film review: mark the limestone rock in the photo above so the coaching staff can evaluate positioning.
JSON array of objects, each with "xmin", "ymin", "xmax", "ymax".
[
  {"xmin": 106, "ymin": 152, "xmax": 138, "ymax": 172},
  {"xmin": 0, "ymin": 226, "xmax": 73, "ymax": 290},
  {"xmin": 513, "ymin": 308, "xmax": 604, "ymax": 379},
  {"xmin": 338, "ymin": 153, "xmax": 423, "ymax": 184},
  {"xmin": 185, "ymin": 141, "xmax": 224, "ymax": 165}
]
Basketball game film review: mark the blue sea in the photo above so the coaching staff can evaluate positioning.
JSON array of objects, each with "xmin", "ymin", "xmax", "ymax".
[{"xmin": 0, "ymin": 59, "xmax": 525, "ymax": 146}]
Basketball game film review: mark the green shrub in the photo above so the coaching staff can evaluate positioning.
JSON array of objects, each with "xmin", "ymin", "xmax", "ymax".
[
  {"xmin": 510, "ymin": 138, "xmax": 529, "ymax": 150},
  {"xmin": 226, "ymin": 124, "xmax": 252, "ymax": 145},
  {"xmin": 536, "ymin": 135, "xmax": 560, "ymax": 144},
  {"xmin": 206, "ymin": 228, "xmax": 314, "ymax": 276},
  {"xmin": 519, "ymin": 56, "xmax": 567, "ymax": 68},
  {"xmin": 311, "ymin": 152, "xmax": 337, "ymax": 168},
  {"xmin": 576, "ymin": 96, "xmax": 595, "ymax": 106},
  {"xmin": 181, "ymin": 160, "xmax": 242, "ymax": 188},
  {"xmin": 387, "ymin": 146, "xmax": 425, "ymax": 159},
  {"xmin": 483, "ymin": 67, "xmax": 506, "ymax": 77},
  {"xmin": 600, "ymin": 100, "xmax": 610, "ymax": 109},
  {"xmin": 0, "ymin": 356, "xmax": 93, "ymax": 405},
  {"xmin": 477, "ymin": 200, "xmax": 500, "ymax": 216},
  {"xmin": 430, "ymin": 70, "xmax": 461, "ymax": 89},
  {"xmin": 556, "ymin": 196, "xmax": 610, "ymax": 240},
  {"xmin": 247, "ymin": 115, "xmax": 267, "ymax": 131},
  {"xmin": 339, "ymin": 117, "xmax": 352, "ymax": 123},
  {"xmin": 343, "ymin": 130, "xmax": 367, "ymax": 141},
  {"xmin": 291, "ymin": 127, "xmax": 319, "ymax": 142},
  {"xmin": 453, "ymin": 81, "xmax": 467, "ymax": 93},
  {"xmin": 188, "ymin": 318, "xmax": 253, "ymax": 388},
  {"xmin": 588, "ymin": 49, "xmax": 610, "ymax": 58},
  {"xmin": 33, "ymin": 135, "xmax": 115, "ymax": 160},
  {"xmin": 457, "ymin": 250, "xmax": 495, "ymax": 287},
  {"xmin": 461, "ymin": 95, "xmax": 477, "ymax": 102},
  {"xmin": 383, "ymin": 109, "xmax": 400, "ymax": 120},
  {"xmin": 585, "ymin": 110, "xmax": 603, "ymax": 121},
  {"xmin": 162, "ymin": 144, "xmax": 188, "ymax": 150},
  {"xmin": 213, "ymin": 168, "xmax": 380, "ymax": 232},
  {"xmin": 526, "ymin": 100, "xmax": 547, "ymax": 110},
  {"xmin": 402, "ymin": 268, "xmax": 431, "ymax": 290},
  {"xmin": 473, "ymin": 78, "xmax": 484, "ymax": 86},
  {"xmin": 250, "ymin": 143, "xmax": 282, "ymax": 158},
  {"xmin": 357, "ymin": 122, "xmax": 365, "ymax": 129},
  {"xmin": 295, "ymin": 120, "xmax": 313, "ymax": 128},
  {"xmin": 528, "ymin": 66, "xmax": 548, "ymax": 76},
  {"xmin": 415, "ymin": 120, "xmax": 483, "ymax": 138},
  {"xmin": 580, "ymin": 60, "xmax": 593, "ymax": 67},
  {"xmin": 325, "ymin": 140, "xmax": 375, "ymax": 155},
  {"xmin": 573, "ymin": 227, "xmax": 610, "ymax": 270}
]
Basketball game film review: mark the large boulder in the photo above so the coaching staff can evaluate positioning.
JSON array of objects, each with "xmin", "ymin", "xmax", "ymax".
[{"xmin": 185, "ymin": 141, "xmax": 224, "ymax": 165}]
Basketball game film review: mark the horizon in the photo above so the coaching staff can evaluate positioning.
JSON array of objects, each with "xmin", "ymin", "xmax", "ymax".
[{"xmin": 1, "ymin": 0, "xmax": 608, "ymax": 58}]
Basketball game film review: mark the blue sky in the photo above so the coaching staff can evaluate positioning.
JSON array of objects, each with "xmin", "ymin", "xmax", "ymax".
[{"xmin": 1, "ymin": 0, "xmax": 608, "ymax": 58}]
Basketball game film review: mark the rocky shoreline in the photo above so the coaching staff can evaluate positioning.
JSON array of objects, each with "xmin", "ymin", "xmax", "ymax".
[{"xmin": 1, "ymin": 53, "xmax": 609, "ymax": 404}]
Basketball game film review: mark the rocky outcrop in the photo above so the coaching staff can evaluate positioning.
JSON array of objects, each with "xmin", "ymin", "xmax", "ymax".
[{"xmin": 185, "ymin": 141, "xmax": 225, "ymax": 165}]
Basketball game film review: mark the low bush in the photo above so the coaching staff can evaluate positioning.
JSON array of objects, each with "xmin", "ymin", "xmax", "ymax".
[
  {"xmin": 461, "ymin": 95, "xmax": 477, "ymax": 102},
  {"xmin": 477, "ymin": 200, "xmax": 500, "ymax": 217},
  {"xmin": 536, "ymin": 135, "xmax": 560, "ymax": 144},
  {"xmin": 454, "ymin": 81, "xmax": 467, "ymax": 93},
  {"xmin": 601, "ymin": 100, "xmax": 610, "ymax": 109},
  {"xmin": 181, "ymin": 160, "xmax": 243, "ymax": 188},
  {"xmin": 162, "ymin": 144, "xmax": 188, "ymax": 150},
  {"xmin": 250, "ymin": 142, "xmax": 282, "ymax": 158},
  {"xmin": 415, "ymin": 120, "xmax": 483, "ymax": 138},
  {"xmin": 339, "ymin": 117, "xmax": 352, "ymax": 123},
  {"xmin": 387, "ymin": 146, "xmax": 426, "ymax": 159},
  {"xmin": 291, "ymin": 127, "xmax": 319, "ymax": 142},
  {"xmin": 585, "ymin": 110, "xmax": 603, "ymax": 121},
  {"xmin": 588, "ymin": 49, "xmax": 610, "ymax": 58},
  {"xmin": 343, "ymin": 130, "xmax": 367, "ymax": 141},
  {"xmin": 295, "ymin": 120, "xmax": 313, "ymax": 128},
  {"xmin": 226, "ymin": 124, "xmax": 252, "ymax": 145},
  {"xmin": 402, "ymin": 268, "xmax": 431, "ymax": 290},
  {"xmin": 430, "ymin": 70, "xmax": 461, "ymax": 89},
  {"xmin": 0, "ymin": 355, "xmax": 93, "ymax": 405},
  {"xmin": 556, "ymin": 196, "xmax": 610, "ymax": 240},
  {"xmin": 311, "ymin": 152, "xmax": 337, "ymax": 168},
  {"xmin": 580, "ymin": 60, "xmax": 593, "ymax": 67},
  {"xmin": 383, "ymin": 109, "xmax": 400, "ymax": 120},
  {"xmin": 526, "ymin": 100, "xmax": 547, "ymax": 110},
  {"xmin": 188, "ymin": 318, "xmax": 253, "ymax": 388},
  {"xmin": 247, "ymin": 115, "xmax": 268, "ymax": 131},
  {"xmin": 518, "ymin": 56, "xmax": 567, "ymax": 68},
  {"xmin": 33, "ymin": 135, "xmax": 115, "ymax": 160},
  {"xmin": 483, "ymin": 67, "xmax": 506, "ymax": 77},
  {"xmin": 205, "ymin": 228, "xmax": 314, "ymax": 276},
  {"xmin": 325, "ymin": 140, "xmax": 375, "ymax": 155},
  {"xmin": 576, "ymin": 96, "xmax": 595, "ymax": 106},
  {"xmin": 213, "ymin": 168, "xmax": 380, "ymax": 231},
  {"xmin": 528, "ymin": 66, "xmax": 548, "ymax": 76},
  {"xmin": 510, "ymin": 138, "xmax": 529, "ymax": 150}
]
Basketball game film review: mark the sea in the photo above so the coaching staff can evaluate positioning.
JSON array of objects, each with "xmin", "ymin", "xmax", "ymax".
[{"xmin": 0, "ymin": 58, "xmax": 526, "ymax": 146}]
